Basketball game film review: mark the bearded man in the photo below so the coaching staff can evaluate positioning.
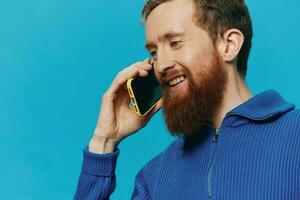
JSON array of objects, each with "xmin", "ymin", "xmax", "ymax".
[{"xmin": 74, "ymin": 0, "xmax": 300, "ymax": 199}]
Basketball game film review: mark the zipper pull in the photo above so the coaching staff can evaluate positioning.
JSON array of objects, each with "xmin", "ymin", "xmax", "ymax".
[{"xmin": 213, "ymin": 128, "xmax": 219, "ymax": 143}]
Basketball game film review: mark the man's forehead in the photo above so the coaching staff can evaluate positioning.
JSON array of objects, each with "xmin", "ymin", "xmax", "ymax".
[{"xmin": 145, "ymin": 0, "xmax": 194, "ymax": 43}]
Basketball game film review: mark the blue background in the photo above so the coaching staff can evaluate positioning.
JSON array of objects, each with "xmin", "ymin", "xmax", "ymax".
[{"xmin": 0, "ymin": 0, "xmax": 299, "ymax": 199}]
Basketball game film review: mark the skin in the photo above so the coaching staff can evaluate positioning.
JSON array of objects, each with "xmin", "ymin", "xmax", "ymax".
[{"xmin": 89, "ymin": 0, "xmax": 253, "ymax": 153}]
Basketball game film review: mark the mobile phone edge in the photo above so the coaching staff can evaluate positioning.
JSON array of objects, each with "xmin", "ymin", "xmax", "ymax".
[
  {"xmin": 126, "ymin": 78, "xmax": 162, "ymax": 117},
  {"xmin": 127, "ymin": 78, "xmax": 143, "ymax": 116}
]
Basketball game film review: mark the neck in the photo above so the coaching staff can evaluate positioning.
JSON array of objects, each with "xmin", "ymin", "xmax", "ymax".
[{"xmin": 211, "ymin": 68, "xmax": 253, "ymax": 128}]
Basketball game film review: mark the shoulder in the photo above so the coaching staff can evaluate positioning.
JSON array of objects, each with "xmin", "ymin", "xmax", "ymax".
[
  {"xmin": 274, "ymin": 108, "xmax": 300, "ymax": 147},
  {"xmin": 281, "ymin": 108, "xmax": 300, "ymax": 129},
  {"xmin": 286, "ymin": 108, "xmax": 300, "ymax": 118},
  {"xmin": 136, "ymin": 138, "xmax": 182, "ymax": 177}
]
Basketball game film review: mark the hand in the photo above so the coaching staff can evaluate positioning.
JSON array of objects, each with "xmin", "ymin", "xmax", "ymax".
[{"xmin": 89, "ymin": 59, "xmax": 163, "ymax": 153}]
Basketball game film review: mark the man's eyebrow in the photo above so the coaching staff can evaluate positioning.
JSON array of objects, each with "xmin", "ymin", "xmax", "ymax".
[{"xmin": 145, "ymin": 31, "xmax": 185, "ymax": 50}]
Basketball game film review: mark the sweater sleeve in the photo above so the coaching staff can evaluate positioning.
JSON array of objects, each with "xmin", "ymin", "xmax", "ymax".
[
  {"xmin": 131, "ymin": 148, "xmax": 165, "ymax": 200},
  {"xmin": 73, "ymin": 147, "xmax": 120, "ymax": 200}
]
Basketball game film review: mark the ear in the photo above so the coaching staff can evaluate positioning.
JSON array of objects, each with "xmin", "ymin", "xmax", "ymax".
[{"xmin": 217, "ymin": 29, "xmax": 244, "ymax": 63}]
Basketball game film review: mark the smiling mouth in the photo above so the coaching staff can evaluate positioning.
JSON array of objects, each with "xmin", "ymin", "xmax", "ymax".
[{"xmin": 168, "ymin": 75, "xmax": 186, "ymax": 87}]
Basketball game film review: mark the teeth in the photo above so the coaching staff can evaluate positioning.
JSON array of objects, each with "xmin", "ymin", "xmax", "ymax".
[{"xmin": 168, "ymin": 76, "xmax": 185, "ymax": 86}]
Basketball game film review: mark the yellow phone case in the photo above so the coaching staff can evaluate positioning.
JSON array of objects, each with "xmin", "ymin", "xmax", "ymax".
[{"xmin": 126, "ymin": 60, "xmax": 160, "ymax": 117}]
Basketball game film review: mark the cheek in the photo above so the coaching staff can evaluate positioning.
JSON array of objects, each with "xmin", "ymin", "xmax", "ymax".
[{"xmin": 181, "ymin": 41, "xmax": 213, "ymax": 66}]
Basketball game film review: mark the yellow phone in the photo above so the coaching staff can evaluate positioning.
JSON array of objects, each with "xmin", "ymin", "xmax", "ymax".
[{"xmin": 126, "ymin": 61, "xmax": 163, "ymax": 116}]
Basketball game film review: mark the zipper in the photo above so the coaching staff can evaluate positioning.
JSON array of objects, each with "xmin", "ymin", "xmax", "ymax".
[
  {"xmin": 208, "ymin": 128, "xmax": 220, "ymax": 198},
  {"xmin": 206, "ymin": 111, "xmax": 272, "ymax": 198},
  {"xmin": 213, "ymin": 128, "xmax": 219, "ymax": 143}
]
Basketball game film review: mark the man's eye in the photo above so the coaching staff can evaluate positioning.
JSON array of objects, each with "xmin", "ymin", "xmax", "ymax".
[{"xmin": 170, "ymin": 40, "xmax": 181, "ymax": 47}]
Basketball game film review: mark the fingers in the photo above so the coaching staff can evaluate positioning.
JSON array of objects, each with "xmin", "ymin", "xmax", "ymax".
[
  {"xmin": 133, "ymin": 58, "xmax": 152, "ymax": 72},
  {"xmin": 106, "ymin": 59, "xmax": 153, "ymax": 96}
]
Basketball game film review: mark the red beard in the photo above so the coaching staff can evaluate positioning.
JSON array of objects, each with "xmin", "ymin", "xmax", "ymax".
[{"xmin": 162, "ymin": 51, "xmax": 228, "ymax": 137}]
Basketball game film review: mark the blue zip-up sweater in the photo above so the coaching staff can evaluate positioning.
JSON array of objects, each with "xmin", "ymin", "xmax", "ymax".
[{"xmin": 74, "ymin": 90, "xmax": 300, "ymax": 200}]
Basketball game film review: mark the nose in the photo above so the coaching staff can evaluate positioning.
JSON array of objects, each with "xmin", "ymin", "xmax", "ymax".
[{"xmin": 154, "ymin": 48, "xmax": 175, "ymax": 74}]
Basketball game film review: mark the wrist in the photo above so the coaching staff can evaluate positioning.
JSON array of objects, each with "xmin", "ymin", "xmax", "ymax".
[{"xmin": 88, "ymin": 135, "xmax": 118, "ymax": 154}]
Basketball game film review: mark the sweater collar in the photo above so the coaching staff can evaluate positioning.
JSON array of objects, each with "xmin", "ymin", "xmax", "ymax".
[
  {"xmin": 181, "ymin": 90, "xmax": 295, "ymax": 150},
  {"xmin": 225, "ymin": 89, "xmax": 295, "ymax": 121}
]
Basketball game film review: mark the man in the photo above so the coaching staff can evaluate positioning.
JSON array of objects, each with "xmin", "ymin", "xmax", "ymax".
[{"xmin": 74, "ymin": 0, "xmax": 300, "ymax": 199}]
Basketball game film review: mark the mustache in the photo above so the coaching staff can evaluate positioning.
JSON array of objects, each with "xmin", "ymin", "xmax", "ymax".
[{"xmin": 159, "ymin": 68, "xmax": 190, "ymax": 85}]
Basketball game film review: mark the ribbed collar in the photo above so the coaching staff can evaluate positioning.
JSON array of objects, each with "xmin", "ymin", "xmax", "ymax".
[
  {"xmin": 181, "ymin": 90, "xmax": 295, "ymax": 150},
  {"xmin": 225, "ymin": 89, "xmax": 295, "ymax": 121}
]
